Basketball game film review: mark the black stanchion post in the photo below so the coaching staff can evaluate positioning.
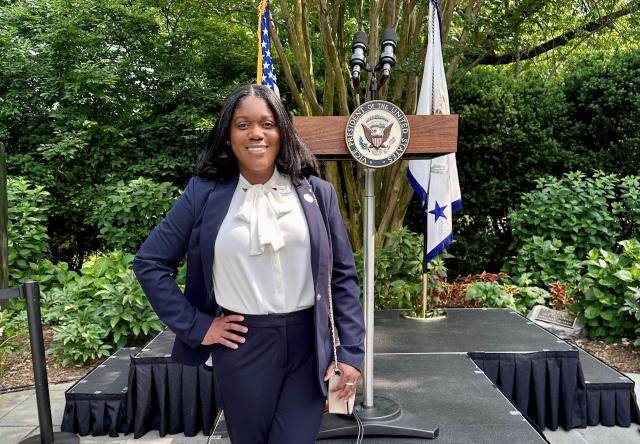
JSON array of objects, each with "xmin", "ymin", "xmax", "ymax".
[{"xmin": 19, "ymin": 281, "xmax": 78, "ymax": 444}]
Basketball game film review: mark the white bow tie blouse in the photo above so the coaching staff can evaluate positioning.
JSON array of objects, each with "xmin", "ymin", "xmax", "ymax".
[{"xmin": 212, "ymin": 169, "xmax": 316, "ymax": 315}]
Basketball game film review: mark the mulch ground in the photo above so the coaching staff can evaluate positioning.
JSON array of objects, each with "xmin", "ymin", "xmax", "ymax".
[
  {"xmin": 0, "ymin": 326, "xmax": 97, "ymax": 392},
  {"xmin": 1, "ymin": 328, "xmax": 639, "ymax": 393},
  {"xmin": 569, "ymin": 337, "xmax": 640, "ymax": 374}
]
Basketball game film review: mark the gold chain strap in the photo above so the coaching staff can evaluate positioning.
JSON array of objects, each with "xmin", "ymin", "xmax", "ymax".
[{"xmin": 307, "ymin": 180, "xmax": 339, "ymax": 371}]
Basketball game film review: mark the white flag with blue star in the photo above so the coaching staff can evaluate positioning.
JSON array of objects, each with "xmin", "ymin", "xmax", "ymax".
[
  {"xmin": 257, "ymin": 0, "xmax": 279, "ymax": 97},
  {"xmin": 406, "ymin": 0, "xmax": 461, "ymax": 263}
]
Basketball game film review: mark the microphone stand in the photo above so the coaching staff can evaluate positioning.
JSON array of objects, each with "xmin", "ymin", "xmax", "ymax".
[{"xmin": 318, "ymin": 30, "xmax": 439, "ymax": 441}]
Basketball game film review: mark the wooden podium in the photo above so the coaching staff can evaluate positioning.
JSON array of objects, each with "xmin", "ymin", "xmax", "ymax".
[
  {"xmin": 294, "ymin": 113, "xmax": 458, "ymax": 440},
  {"xmin": 294, "ymin": 115, "xmax": 458, "ymax": 159}
]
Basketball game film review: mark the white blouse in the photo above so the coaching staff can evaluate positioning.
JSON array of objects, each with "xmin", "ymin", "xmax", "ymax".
[{"xmin": 212, "ymin": 169, "xmax": 315, "ymax": 315}]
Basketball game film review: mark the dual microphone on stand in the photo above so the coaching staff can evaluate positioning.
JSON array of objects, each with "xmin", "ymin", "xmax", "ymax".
[{"xmin": 349, "ymin": 28, "xmax": 398, "ymax": 91}]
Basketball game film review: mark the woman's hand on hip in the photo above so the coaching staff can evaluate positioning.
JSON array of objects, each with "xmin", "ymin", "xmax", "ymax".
[
  {"xmin": 324, "ymin": 361, "xmax": 361, "ymax": 400},
  {"xmin": 201, "ymin": 314, "xmax": 248, "ymax": 348}
]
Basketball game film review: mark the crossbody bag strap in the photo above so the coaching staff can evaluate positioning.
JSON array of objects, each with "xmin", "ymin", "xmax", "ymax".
[{"xmin": 306, "ymin": 178, "xmax": 339, "ymax": 372}]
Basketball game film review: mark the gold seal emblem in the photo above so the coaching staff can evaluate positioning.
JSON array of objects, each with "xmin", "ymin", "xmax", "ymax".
[{"xmin": 345, "ymin": 100, "xmax": 410, "ymax": 168}]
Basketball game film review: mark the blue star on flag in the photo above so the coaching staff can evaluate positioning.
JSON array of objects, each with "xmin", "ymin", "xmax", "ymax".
[{"xmin": 429, "ymin": 201, "xmax": 447, "ymax": 222}]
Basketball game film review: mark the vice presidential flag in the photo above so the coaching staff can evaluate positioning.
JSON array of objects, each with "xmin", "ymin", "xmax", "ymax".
[
  {"xmin": 406, "ymin": 0, "xmax": 461, "ymax": 264},
  {"xmin": 257, "ymin": 0, "xmax": 279, "ymax": 96}
]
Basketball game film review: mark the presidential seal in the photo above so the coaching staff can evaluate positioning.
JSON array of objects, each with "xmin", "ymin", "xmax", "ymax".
[{"xmin": 345, "ymin": 100, "xmax": 410, "ymax": 168}]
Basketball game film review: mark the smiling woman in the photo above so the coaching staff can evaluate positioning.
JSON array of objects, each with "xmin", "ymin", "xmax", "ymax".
[
  {"xmin": 134, "ymin": 84, "xmax": 366, "ymax": 444},
  {"xmin": 228, "ymin": 96, "xmax": 281, "ymax": 184}
]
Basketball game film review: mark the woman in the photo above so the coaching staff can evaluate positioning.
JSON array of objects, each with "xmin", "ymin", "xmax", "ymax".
[{"xmin": 134, "ymin": 84, "xmax": 365, "ymax": 443}]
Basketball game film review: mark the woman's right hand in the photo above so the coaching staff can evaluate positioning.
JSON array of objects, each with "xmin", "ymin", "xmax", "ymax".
[{"xmin": 201, "ymin": 314, "xmax": 248, "ymax": 348}]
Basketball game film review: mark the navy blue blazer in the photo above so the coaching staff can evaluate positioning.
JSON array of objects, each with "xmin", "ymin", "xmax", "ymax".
[{"xmin": 134, "ymin": 174, "xmax": 365, "ymax": 396}]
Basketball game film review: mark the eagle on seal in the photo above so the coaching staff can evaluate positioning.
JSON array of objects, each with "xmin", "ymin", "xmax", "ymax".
[{"xmin": 361, "ymin": 123, "xmax": 394, "ymax": 149}]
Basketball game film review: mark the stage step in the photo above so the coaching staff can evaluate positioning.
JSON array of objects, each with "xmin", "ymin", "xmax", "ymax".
[
  {"xmin": 62, "ymin": 346, "xmax": 140, "ymax": 436},
  {"xmin": 578, "ymin": 349, "xmax": 640, "ymax": 426}
]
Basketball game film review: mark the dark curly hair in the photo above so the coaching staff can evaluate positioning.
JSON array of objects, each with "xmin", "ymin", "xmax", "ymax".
[{"xmin": 195, "ymin": 84, "xmax": 318, "ymax": 183}]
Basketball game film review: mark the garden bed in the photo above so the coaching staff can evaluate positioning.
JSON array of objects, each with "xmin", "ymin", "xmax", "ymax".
[{"xmin": 0, "ymin": 326, "xmax": 96, "ymax": 392}]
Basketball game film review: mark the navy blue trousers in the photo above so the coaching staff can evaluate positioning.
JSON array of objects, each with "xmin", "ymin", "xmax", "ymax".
[{"xmin": 212, "ymin": 307, "xmax": 325, "ymax": 444}]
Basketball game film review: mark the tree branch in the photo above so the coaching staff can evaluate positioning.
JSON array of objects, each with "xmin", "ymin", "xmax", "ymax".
[{"xmin": 480, "ymin": 1, "xmax": 640, "ymax": 65}]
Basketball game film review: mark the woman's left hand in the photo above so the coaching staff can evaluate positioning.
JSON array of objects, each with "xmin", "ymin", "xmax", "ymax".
[{"xmin": 324, "ymin": 361, "xmax": 361, "ymax": 400}]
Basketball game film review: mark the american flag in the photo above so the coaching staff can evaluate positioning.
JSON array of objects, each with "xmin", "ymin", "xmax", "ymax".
[{"xmin": 257, "ymin": 0, "xmax": 279, "ymax": 96}]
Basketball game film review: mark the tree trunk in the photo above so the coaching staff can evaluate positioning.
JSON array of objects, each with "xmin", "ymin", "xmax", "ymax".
[{"xmin": 272, "ymin": 0, "xmax": 436, "ymax": 248}]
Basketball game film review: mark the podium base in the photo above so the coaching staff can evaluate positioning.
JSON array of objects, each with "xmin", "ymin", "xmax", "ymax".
[
  {"xmin": 317, "ymin": 396, "xmax": 439, "ymax": 440},
  {"xmin": 19, "ymin": 432, "xmax": 79, "ymax": 444}
]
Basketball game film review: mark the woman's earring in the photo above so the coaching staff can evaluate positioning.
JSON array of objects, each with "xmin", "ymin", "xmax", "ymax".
[{"xmin": 226, "ymin": 140, "xmax": 231, "ymax": 146}]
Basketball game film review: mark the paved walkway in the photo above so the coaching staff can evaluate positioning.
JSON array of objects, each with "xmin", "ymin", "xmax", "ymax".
[{"xmin": 1, "ymin": 375, "xmax": 639, "ymax": 443}]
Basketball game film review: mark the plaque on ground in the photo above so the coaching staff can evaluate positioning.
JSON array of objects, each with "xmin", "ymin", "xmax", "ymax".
[{"xmin": 534, "ymin": 306, "xmax": 577, "ymax": 328}]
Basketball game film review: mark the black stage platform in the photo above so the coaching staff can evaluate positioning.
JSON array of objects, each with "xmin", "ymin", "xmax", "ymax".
[{"xmin": 62, "ymin": 309, "xmax": 640, "ymax": 442}]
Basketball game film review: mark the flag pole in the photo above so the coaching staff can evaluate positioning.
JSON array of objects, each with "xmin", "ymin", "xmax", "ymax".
[{"xmin": 422, "ymin": 217, "xmax": 429, "ymax": 318}]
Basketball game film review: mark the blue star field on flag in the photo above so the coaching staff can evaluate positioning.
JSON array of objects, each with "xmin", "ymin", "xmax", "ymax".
[{"xmin": 258, "ymin": 1, "xmax": 277, "ymax": 92}]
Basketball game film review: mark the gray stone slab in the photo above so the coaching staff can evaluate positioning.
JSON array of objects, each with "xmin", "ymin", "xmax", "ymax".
[
  {"xmin": 0, "ymin": 390, "xmax": 33, "ymax": 420},
  {"xmin": 0, "ymin": 392, "xmax": 39, "ymax": 427},
  {"xmin": 0, "ymin": 425, "xmax": 38, "ymax": 444},
  {"xmin": 544, "ymin": 424, "xmax": 640, "ymax": 444}
]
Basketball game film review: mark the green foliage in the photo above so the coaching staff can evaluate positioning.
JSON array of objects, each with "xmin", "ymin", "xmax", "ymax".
[
  {"xmin": 86, "ymin": 178, "xmax": 179, "ymax": 252},
  {"xmin": 514, "ymin": 286, "xmax": 550, "ymax": 315},
  {"xmin": 573, "ymin": 240, "xmax": 640, "ymax": 344},
  {"xmin": 6, "ymin": 177, "xmax": 50, "ymax": 283},
  {"xmin": 47, "ymin": 309, "xmax": 113, "ymax": 366},
  {"xmin": 506, "ymin": 171, "xmax": 640, "ymax": 287},
  {"xmin": 355, "ymin": 228, "xmax": 422, "ymax": 309},
  {"xmin": 44, "ymin": 251, "xmax": 164, "ymax": 365},
  {"xmin": 0, "ymin": 251, "xmax": 164, "ymax": 366},
  {"xmin": 464, "ymin": 282, "xmax": 517, "ymax": 311},
  {"xmin": 510, "ymin": 172, "xmax": 633, "ymax": 259},
  {"xmin": 564, "ymin": 50, "xmax": 640, "ymax": 178},
  {"xmin": 440, "ymin": 68, "xmax": 578, "ymax": 276},
  {"xmin": 409, "ymin": 50, "xmax": 640, "ymax": 277},
  {"xmin": 505, "ymin": 237, "xmax": 582, "ymax": 288},
  {"xmin": 354, "ymin": 228, "xmax": 449, "ymax": 311},
  {"xmin": 620, "ymin": 286, "xmax": 640, "ymax": 346},
  {"xmin": 1, "ymin": 0, "xmax": 255, "ymax": 267}
]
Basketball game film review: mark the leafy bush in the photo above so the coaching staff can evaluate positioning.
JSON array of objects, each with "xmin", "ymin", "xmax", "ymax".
[
  {"xmin": 44, "ymin": 251, "xmax": 164, "ymax": 365},
  {"xmin": 354, "ymin": 228, "xmax": 451, "ymax": 312},
  {"xmin": 47, "ymin": 309, "xmax": 113, "ymax": 365},
  {"xmin": 505, "ymin": 237, "xmax": 582, "ymax": 288},
  {"xmin": 506, "ymin": 172, "xmax": 640, "ymax": 287},
  {"xmin": 464, "ymin": 282, "xmax": 517, "ymax": 311},
  {"xmin": 355, "ymin": 228, "xmax": 423, "ymax": 309},
  {"xmin": 6, "ymin": 177, "xmax": 50, "ymax": 283},
  {"xmin": 572, "ymin": 240, "xmax": 640, "ymax": 343},
  {"xmin": 514, "ymin": 286, "xmax": 550, "ymax": 314},
  {"xmin": 0, "ymin": 252, "xmax": 164, "ymax": 366},
  {"xmin": 549, "ymin": 282, "xmax": 575, "ymax": 311},
  {"xmin": 87, "ymin": 178, "xmax": 179, "ymax": 252}
]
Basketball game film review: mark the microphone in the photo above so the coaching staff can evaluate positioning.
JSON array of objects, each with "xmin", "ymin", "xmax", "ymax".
[
  {"xmin": 379, "ymin": 28, "xmax": 397, "ymax": 84},
  {"xmin": 350, "ymin": 31, "xmax": 367, "ymax": 89}
]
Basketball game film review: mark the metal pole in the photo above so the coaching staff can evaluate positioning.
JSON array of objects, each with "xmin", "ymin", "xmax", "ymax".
[
  {"xmin": 21, "ymin": 281, "xmax": 54, "ymax": 444},
  {"xmin": 362, "ymin": 168, "xmax": 376, "ymax": 408}
]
